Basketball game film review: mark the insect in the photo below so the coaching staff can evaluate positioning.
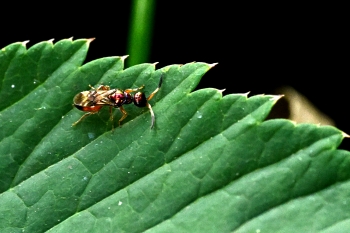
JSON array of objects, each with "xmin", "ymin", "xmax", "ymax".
[{"xmin": 72, "ymin": 75, "xmax": 163, "ymax": 129}]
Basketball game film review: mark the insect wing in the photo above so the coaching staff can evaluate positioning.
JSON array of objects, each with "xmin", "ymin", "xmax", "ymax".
[{"xmin": 73, "ymin": 91, "xmax": 92, "ymax": 107}]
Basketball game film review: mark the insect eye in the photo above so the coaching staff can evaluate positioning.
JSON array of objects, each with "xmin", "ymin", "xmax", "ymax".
[{"xmin": 133, "ymin": 92, "xmax": 147, "ymax": 107}]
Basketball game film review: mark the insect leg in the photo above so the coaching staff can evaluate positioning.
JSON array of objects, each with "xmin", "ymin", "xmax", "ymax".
[
  {"xmin": 118, "ymin": 106, "xmax": 128, "ymax": 127},
  {"xmin": 72, "ymin": 112, "xmax": 96, "ymax": 126},
  {"xmin": 146, "ymin": 103, "xmax": 155, "ymax": 129},
  {"xmin": 96, "ymin": 85, "xmax": 110, "ymax": 91},
  {"xmin": 88, "ymin": 85, "xmax": 110, "ymax": 91},
  {"xmin": 147, "ymin": 75, "xmax": 163, "ymax": 101},
  {"xmin": 109, "ymin": 106, "xmax": 115, "ymax": 131},
  {"xmin": 124, "ymin": 85, "xmax": 145, "ymax": 93}
]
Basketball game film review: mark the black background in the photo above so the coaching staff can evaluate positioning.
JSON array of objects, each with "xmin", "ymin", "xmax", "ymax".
[{"xmin": 1, "ymin": 2, "xmax": 348, "ymax": 149}]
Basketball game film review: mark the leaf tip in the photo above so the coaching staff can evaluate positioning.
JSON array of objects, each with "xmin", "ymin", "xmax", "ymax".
[
  {"xmin": 209, "ymin": 62, "xmax": 218, "ymax": 69},
  {"xmin": 87, "ymin": 38, "xmax": 96, "ymax": 44},
  {"xmin": 218, "ymin": 89, "xmax": 226, "ymax": 94},
  {"xmin": 48, "ymin": 38, "xmax": 55, "ymax": 43},
  {"xmin": 121, "ymin": 55, "xmax": 129, "ymax": 61},
  {"xmin": 243, "ymin": 91, "xmax": 251, "ymax": 97},
  {"xmin": 270, "ymin": 94, "xmax": 284, "ymax": 103},
  {"xmin": 22, "ymin": 40, "xmax": 30, "ymax": 47},
  {"xmin": 290, "ymin": 120, "xmax": 298, "ymax": 126},
  {"xmin": 342, "ymin": 131, "xmax": 350, "ymax": 138}
]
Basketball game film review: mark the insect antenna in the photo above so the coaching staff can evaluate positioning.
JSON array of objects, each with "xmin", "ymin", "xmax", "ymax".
[{"xmin": 146, "ymin": 74, "xmax": 163, "ymax": 128}]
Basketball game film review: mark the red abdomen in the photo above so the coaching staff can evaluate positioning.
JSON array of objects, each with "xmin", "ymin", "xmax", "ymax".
[{"xmin": 74, "ymin": 105, "xmax": 103, "ymax": 112}]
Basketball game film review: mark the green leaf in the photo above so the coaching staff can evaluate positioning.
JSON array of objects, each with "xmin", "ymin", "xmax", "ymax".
[{"xmin": 0, "ymin": 39, "xmax": 349, "ymax": 233}]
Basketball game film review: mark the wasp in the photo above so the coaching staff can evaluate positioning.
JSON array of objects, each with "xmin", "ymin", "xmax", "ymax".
[{"xmin": 72, "ymin": 75, "xmax": 163, "ymax": 129}]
